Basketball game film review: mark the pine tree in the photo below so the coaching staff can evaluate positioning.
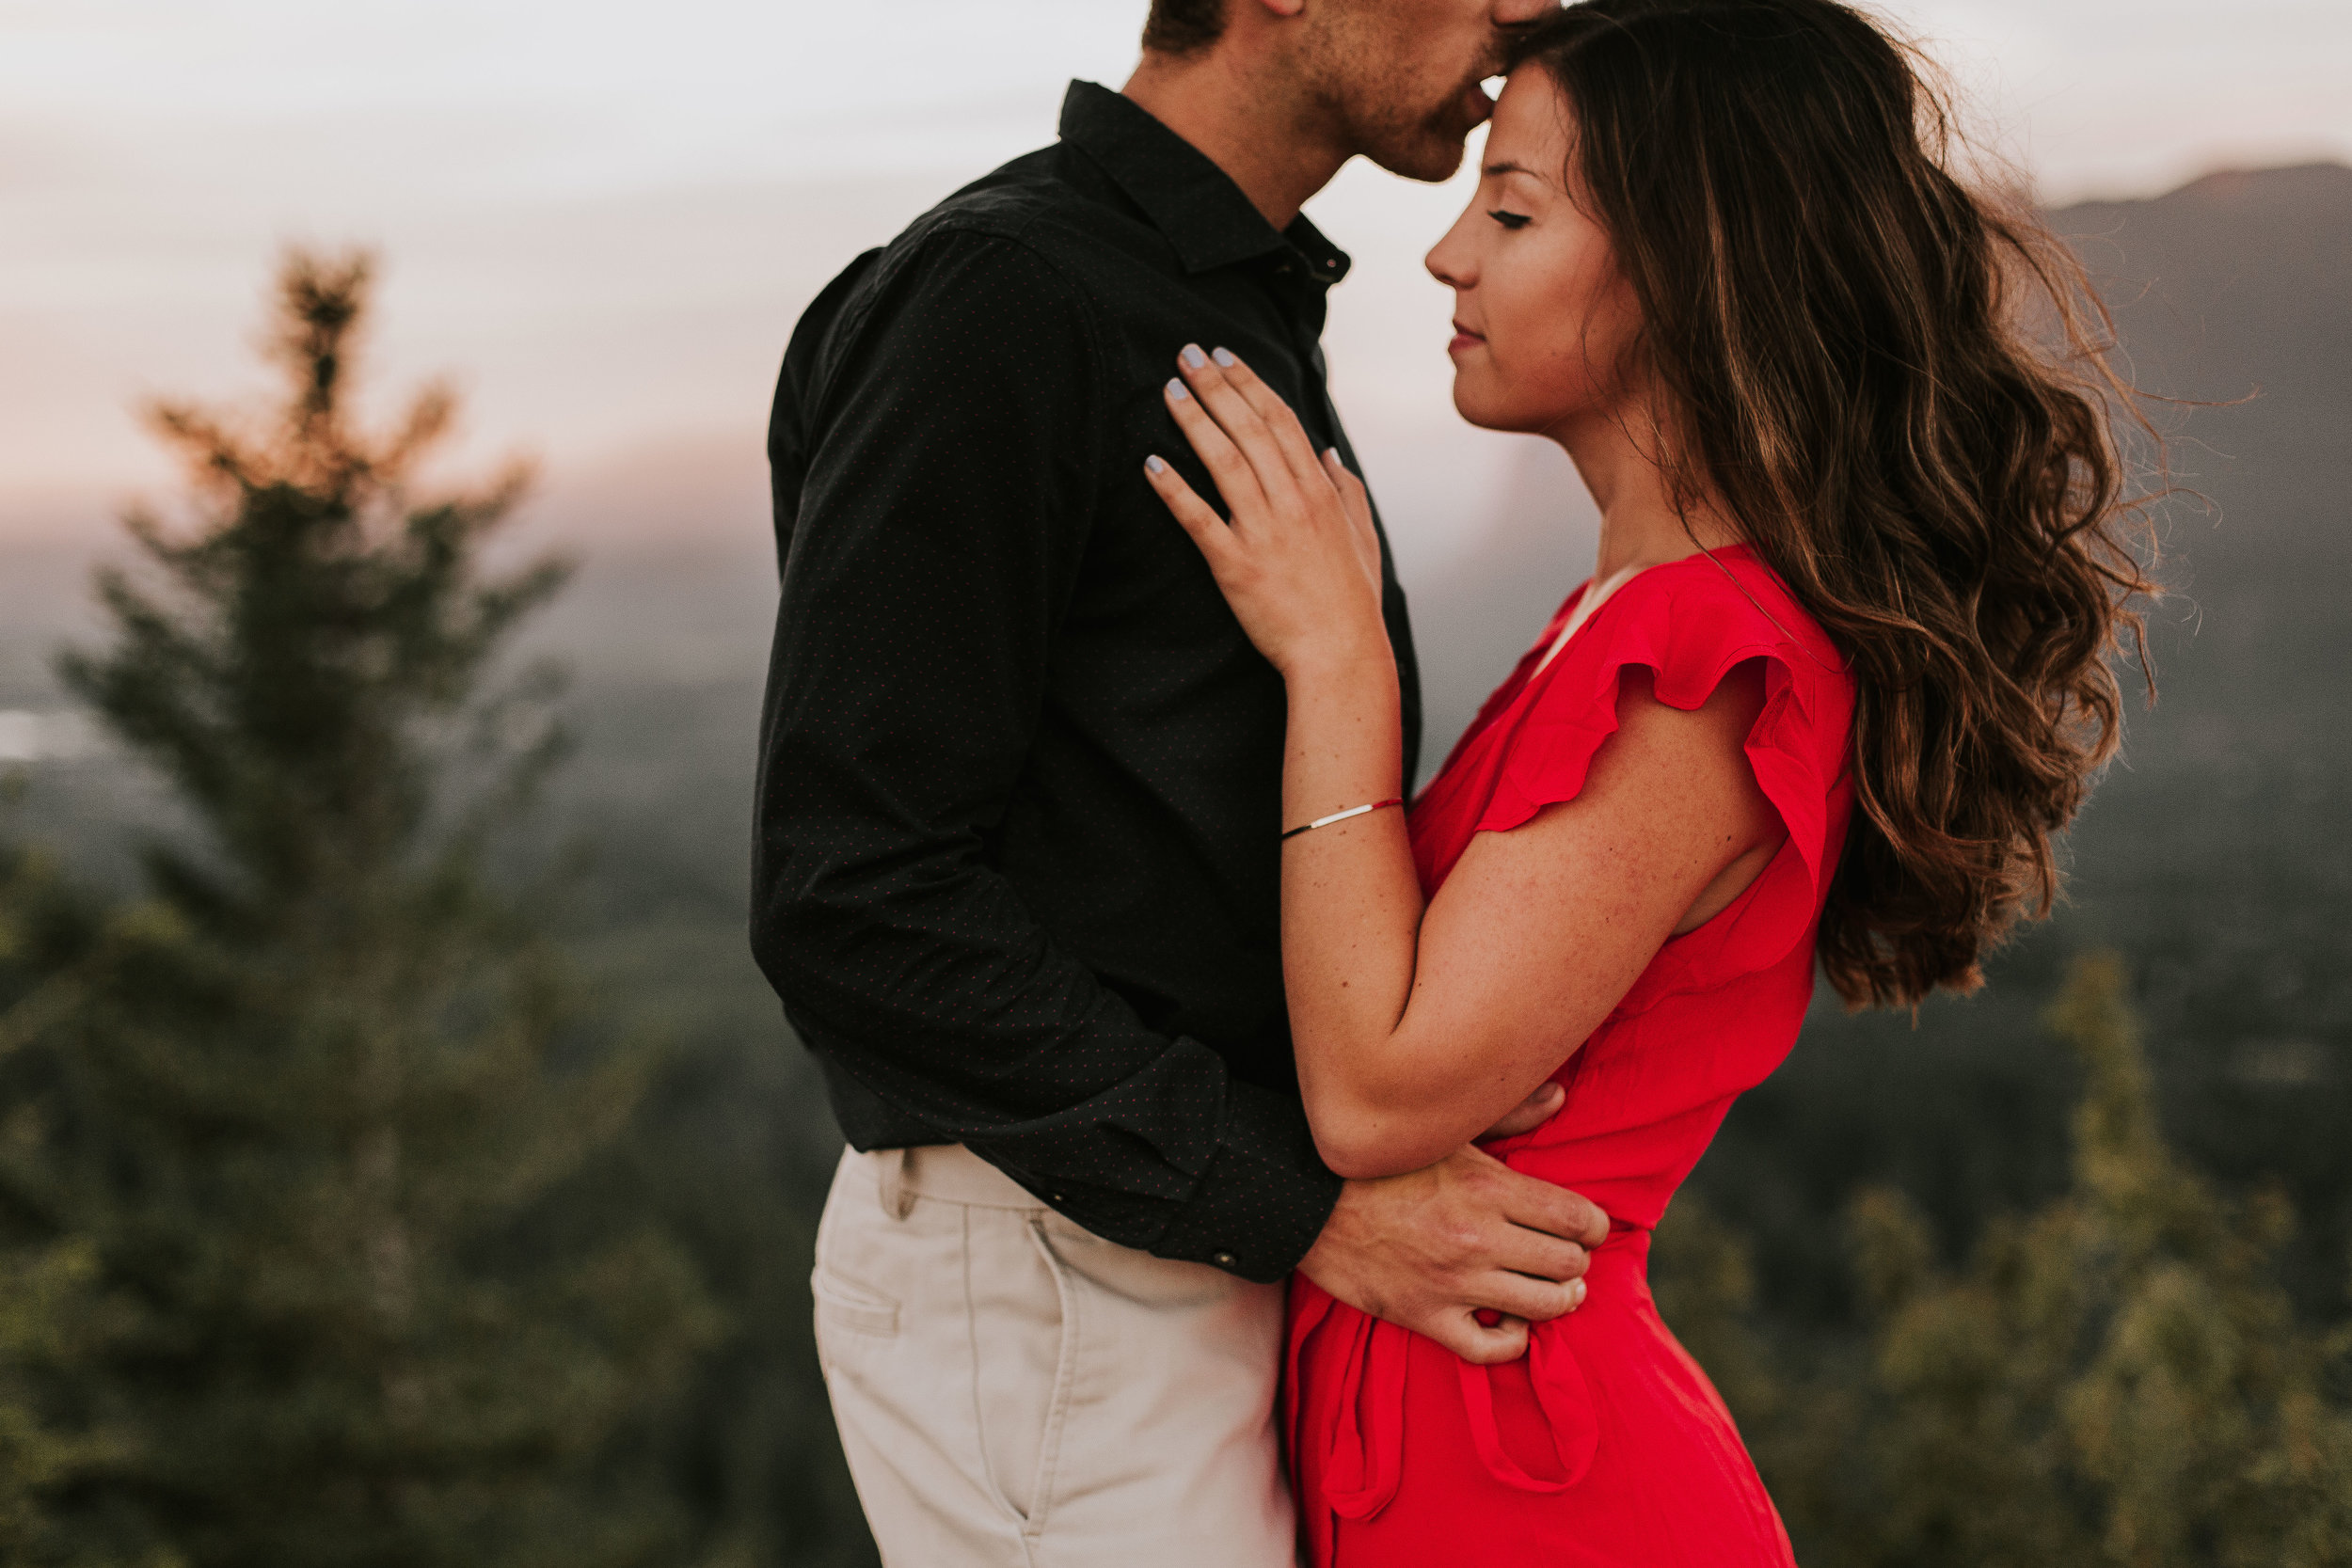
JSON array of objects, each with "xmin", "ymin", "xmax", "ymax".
[
  {"xmin": 0, "ymin": 1240, "xmax": 123, "ymax": 1568},
  {"xmin": 1663, "ymin": 953, "xmax": 2352, "ymax": 1567},
  {"xmin": 0, "ymin": 833, "xmax": 135, "ymax": 1567},
  {"xmin": 11, "ymin": 249, "xmax": 717, "ymax": 1568}
]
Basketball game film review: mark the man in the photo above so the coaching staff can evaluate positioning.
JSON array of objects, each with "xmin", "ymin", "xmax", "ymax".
[{"xmin": 755, "ymin": 1, "xmax": 1606, "ymax": 1561}]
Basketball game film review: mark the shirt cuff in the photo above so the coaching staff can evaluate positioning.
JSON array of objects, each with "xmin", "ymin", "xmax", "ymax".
[{"xmin": 1152, "ymin": 1080, "xmax": 1343, "ymax": 1283}]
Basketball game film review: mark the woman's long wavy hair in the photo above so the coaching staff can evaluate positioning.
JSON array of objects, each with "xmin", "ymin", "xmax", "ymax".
[{"xmin": 1506, "ymin": 0, "xmax": 2159, "ymax": 1008}]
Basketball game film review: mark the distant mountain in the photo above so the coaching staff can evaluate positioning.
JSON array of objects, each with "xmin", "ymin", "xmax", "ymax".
[
  {"xmin": 2051, "ymin": 165, "xmax": 2352, "ymax": 744},
  {"xmin": 2061, "ymin": 163, "xmax": 2352, "ymax": 415}
]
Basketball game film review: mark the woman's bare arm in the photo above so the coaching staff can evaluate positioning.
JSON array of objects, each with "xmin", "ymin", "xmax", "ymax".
[
  {"xmin": 1147, "ymin": 347, "xmax": 1784, "ymax": 1179},
  {"xmin": 1280, "ymin": 660, "xmax": 1777, "ymax": 1178}
]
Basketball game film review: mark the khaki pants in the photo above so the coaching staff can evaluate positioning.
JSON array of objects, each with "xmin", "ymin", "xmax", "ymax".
[{"xmin": 812, "ymin": 1145, "xmax": 1297, "ymax": 1567}]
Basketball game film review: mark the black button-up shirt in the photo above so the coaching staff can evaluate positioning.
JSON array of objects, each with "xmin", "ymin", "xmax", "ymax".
[{"xmin": 755, "ymin": 81, "xmax": 1422, "ymax": 1281}]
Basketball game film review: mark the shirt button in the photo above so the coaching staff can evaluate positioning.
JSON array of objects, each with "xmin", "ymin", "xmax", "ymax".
[
  {"xmin": 1213, "ymin": 1251, "xmax": 1237, "ymax": 1268},
  {"xmin": 1051, "ymin": 1193, "xmax": 1065, "ymax": 1203}
]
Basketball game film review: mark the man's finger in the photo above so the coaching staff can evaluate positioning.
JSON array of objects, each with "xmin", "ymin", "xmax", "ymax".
[
  {"xmin": 1494, "ymin": 1164, "xmax": 1611, "ymax": 1250},
  {"xmin": 1486, "ymin": 1227, "xmax": 1590, "ymax": 1285},
  {"xmin": 1470, "ymin": 1270, "xmax": 1586, "ymax": 1324},
  {"xmin": 1423, "ymin": 1310, "xmax": 1531, "ymax": 1367}
]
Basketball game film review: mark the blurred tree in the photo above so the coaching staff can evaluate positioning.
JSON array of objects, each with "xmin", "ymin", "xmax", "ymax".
[
  {"xmin": 0, "ymin": 834, "xmax": 138, "ymax": 1568},
  {"xmin": 2, "ymin": 250, "xmax": 719, "ymax": 1568},
  {"xmin": 0, "ymin": 1242, "xmax": 94, "ymax": 1560},
  {"xmin": 1646, "ymin": 1192, "xmax": 1858, "ymax": 1544},
  {"xmin": 1655, "ymin": 953, "xmax": 2352, "ymax": 1566}
]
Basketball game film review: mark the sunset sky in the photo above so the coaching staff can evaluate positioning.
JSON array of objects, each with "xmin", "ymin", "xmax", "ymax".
[{"xmin": 5, "ymin": 0, "xmax": 2347, "ymax": 565}]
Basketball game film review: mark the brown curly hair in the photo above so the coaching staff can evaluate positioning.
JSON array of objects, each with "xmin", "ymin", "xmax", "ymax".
[{"xmin": 1506, "ymin": 0, "xmax": 2160, "ymax": 1007}]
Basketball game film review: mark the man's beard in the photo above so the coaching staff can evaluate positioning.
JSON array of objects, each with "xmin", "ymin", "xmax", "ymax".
[{"xmin": 1351, "ymin": 65, "xmax": 1495, "ymax": 183}]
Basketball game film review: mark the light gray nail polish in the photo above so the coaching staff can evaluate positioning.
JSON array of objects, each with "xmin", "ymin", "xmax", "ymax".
[
  {"xmin": 1180, "ymin": 344, "xmax": 1208, "ymax": 370},
  {"xmin": 1145, "ymin": 455, "xmax": 1167, "ymax": 474},
  {"xmin": 1167, "ymin": 378, "xmax": 1190, "ymax": 400},
  {"xmin": 1212, "ymin": 347, "xmax": 1236, "ymax": 368}
]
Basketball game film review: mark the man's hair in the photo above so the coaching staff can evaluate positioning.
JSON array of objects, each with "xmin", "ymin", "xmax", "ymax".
[{"xmin": 1143, "ymin": 0, "xmax": 1227, "ymax": 55}]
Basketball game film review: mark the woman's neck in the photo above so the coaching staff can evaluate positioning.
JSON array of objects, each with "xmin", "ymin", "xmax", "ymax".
[{"xmin": 1550, "ymin": 397, "xmax": 1741, "ymax": 582}]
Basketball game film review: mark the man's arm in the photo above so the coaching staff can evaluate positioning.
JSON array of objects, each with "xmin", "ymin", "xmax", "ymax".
[{"xmin": 754, "ymin": 227, "xmax": 1337, "ymax": 1279}]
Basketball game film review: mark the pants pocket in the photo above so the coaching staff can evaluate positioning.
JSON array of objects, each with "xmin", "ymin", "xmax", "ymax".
[{"xmin": 813, "ymin": 1265, "xmax": 901, "ymax": 1340}]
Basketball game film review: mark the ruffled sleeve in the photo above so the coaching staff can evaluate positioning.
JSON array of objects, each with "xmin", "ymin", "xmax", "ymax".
[{"xmin": 1458, "ymin": 556, "xmax": 1851, "ymax": 989}]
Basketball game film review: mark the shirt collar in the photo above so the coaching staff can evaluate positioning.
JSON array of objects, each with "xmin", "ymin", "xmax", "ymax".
[{"xmin": 1057, "ymin": 80, "xmax": 1352, "ymax": 285}]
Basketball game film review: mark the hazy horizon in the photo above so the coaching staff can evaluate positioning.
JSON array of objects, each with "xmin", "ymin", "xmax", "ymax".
[{"xmin": 7, "ymin": 0, "xmax": 2350, "ymax": 574}]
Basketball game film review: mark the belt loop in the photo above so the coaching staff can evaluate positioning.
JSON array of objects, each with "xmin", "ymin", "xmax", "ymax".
[{"xmin": 877, "ymin": 1148, "xmax": 916, "ymax": 1220}]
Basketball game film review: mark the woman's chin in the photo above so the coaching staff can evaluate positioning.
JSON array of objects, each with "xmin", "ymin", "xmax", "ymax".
[
  {"xmin": 1447, "ymin": 373, "xmax": 1486, "ymax": 427},
  {"xmin": 1449, "ymin": 381, "xmax": 1526, "ymax": 435}
]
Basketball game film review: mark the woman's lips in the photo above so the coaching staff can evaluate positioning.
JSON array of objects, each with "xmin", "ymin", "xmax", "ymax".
[{"xmin": 1448, "ymin": 325, "xmax": 1486, "ymax": 356}]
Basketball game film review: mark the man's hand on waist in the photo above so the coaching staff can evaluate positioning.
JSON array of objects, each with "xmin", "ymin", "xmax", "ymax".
[{"xmin": 1297, "ymin": 1140, "xmax": 1609, "ymax": 1366}]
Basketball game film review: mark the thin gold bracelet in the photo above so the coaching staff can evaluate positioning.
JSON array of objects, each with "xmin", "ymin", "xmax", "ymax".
[{"xmin": 1279, "ymin": 798, "xmax": 1404, "ymax": 841}]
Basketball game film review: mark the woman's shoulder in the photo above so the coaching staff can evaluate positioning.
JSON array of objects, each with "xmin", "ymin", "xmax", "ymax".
[
  {"xmin": 1519, "ymin": 548, "xmax": 1853, "ymax": 984},
  {"xmin": 1560, "ymin": 545, "xmax": 1847, "ymax": 709},
  {"xmin": 1413, "ymin": 544, "xmax": 1855, "ymax": 902},
  {"xmin": 1462, "ymin": 546, "xmax": 1847, "ymax": 825}
]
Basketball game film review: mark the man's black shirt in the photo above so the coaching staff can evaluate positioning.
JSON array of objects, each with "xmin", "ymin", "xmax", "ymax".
[{"xmin": 755, "ymin": 81, "xmax": 1422, "ymax": 1281}]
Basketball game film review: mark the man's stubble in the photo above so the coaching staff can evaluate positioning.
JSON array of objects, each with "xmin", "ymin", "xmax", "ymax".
[{"xmin": 1298, "ymin": 8, "xmax": 1506, "ymax": 184}]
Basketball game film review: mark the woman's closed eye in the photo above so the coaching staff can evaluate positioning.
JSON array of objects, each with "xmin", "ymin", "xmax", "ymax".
[{"xmin": 1486, "ymin": 208, "xmax": 1532, "ymax": 230}]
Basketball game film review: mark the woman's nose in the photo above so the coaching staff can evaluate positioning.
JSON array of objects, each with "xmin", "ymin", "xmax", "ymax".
[
  {"xmin": 1426, "ymin": 201, "xmax": 1485, "ymax": 290},
  {"xmin": 1426, "ymin": 235, "xmax": 1471, "ymax": 291}
]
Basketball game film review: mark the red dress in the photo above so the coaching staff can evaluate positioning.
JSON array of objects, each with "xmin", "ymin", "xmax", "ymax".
[{"xmin": 1288, "ymin": 545, "xmax": 1855, "ymax": 1566}]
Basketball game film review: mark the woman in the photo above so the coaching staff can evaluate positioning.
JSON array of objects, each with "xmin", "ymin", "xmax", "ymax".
[{"xmin": 1139, "ymin": 0, "xmax": 2154, "ymax": 1561}]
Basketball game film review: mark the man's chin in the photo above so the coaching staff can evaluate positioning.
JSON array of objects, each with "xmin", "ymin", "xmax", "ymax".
[
  {"xmin": 1368, "ymin": 123, "xmax": 1478, "ymax": 183},
  {"xmin": 1356, "ymin": 77, "xmax": 1492, "ymax": 183},
  {"xmin": 1373, "ymin": 146, "xmax": 1468, "ymax": 183}
]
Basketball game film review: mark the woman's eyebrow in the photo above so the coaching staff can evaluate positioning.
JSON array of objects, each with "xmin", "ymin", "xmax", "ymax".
[{"xmin": 1483, "ymin": 159, "xmax": 1544, "ymax": 180}]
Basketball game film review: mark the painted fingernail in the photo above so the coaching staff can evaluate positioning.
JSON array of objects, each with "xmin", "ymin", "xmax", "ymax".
[
  {"xmin": 1570, "ymin": 1278, "xmax": 1588, "ymax": 1307},
  {"xmin": 1166, "ymin": 378, "xmax": 1190, "ymax": 401},
  {"xmin": 1145, "ymin": 454, "xmax": 1167, "ymax": 475},
  {"xmin": 1179, "ymin": 343, "xmax": 1208, "ymax": 370},
  {"xmin": 1212, "ymin": 346, "xmax": 1237, "ymax": 368}
]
